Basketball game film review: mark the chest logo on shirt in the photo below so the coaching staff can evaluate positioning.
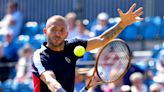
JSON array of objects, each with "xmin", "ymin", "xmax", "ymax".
[{"xmin": 65, "ymin": 57, "xmax": 71, "ymax": 63}]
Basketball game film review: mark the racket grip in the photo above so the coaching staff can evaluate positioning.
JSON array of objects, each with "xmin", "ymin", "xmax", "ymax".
[{"xmin": 79, "ymin": 87, "xmax": 87, "ymax": 92}]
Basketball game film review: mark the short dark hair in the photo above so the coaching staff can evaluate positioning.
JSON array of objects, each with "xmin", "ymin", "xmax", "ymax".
[{"xmin": 8, "ymin": 0, "xmax": 18, "ymax": 9}]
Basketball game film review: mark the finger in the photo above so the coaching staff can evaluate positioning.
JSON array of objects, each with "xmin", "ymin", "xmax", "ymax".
[
  {"xmin": 135, "ymin": 11, "xmax": 143, "ymax": 17},
  {"xmin": 133, "ymin": 7, "xmax": 143, "ymax": 15},
  {"xmin": 136, "ymin": 17, "xmax": 144, "ymax": 21},
  {"xmin": 129, "ymin": 3, "xmax": 136, "ymax": 12},
  {"xmin": 117, "ymin": 8, "xmax": 124, "ymax": 16}
]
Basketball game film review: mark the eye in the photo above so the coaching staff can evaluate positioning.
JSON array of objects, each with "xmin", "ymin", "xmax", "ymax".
[
  {"xmin": 60, "ymin": 28, "xmax": 65, "ymax": 33},
  {"xmin": 50, "ymin": 27, "xmax": 58, "ymax": 33}
]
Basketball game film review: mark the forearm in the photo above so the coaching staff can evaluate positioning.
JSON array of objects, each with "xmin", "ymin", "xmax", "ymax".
[
  {"xmin": 40, "ymin": 71, "xmax": 62, "ymax": 92},
  {"xmin": 86, "ymin": 21, "xmax": 126, "ymax": 51},
  {"xmin": 100, "ymin": 21, "xmax": 126, "ymax": 42}
]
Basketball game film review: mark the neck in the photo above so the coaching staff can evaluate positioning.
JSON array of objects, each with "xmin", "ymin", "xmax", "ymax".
[{"xmin": 46, "ymin": 42, "xmax": 65, "ymax": 51}]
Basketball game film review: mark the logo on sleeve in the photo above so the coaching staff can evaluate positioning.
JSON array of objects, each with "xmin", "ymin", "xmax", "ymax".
[{"xmin": 65, "ymin": 57, "xmax": 71, "ymax": 63}]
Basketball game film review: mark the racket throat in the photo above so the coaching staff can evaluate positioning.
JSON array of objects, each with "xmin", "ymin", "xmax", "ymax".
[{"xmin": 85, "ymin": 86, "xmax": 89, "ymax": 90}]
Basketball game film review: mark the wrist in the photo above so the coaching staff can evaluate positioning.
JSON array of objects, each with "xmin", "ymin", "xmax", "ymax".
[
  {"xmin": 47, "ymin": 80, "xmax": 62, "ymax": 92},
  {"xmin": 118, "ymin": 20, "xmax": 127, "ymax": 29},
  {"xmin": 52, "ymin": 79, "xmax": 62, "ymax": 88},
  {"xmin": 56, "ymin": 88, "xmax": 66, "ymax": 92},
  {"xmin": 47, "ymin": 79, "xmax": 61, "ymax": 87}
]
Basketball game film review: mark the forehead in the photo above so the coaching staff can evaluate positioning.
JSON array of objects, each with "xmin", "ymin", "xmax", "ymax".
[
  {"xmin": 46, "ymin": 16, "xmax": 67, "ymax": 29},
  {"xmin": 48, "ymin": 21, "xmax": 67, "ymax": 28}
]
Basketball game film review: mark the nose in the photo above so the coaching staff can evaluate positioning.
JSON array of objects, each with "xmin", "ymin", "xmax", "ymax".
[{"xmin": 54, "ymin": 31, "xmax": 61, "ymax": 36}]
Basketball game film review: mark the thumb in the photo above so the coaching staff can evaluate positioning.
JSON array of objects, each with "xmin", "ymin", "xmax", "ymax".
[
  {"xmin": 117, "ymin": 8, "xmax": 124, "ymax": 16},
  {"xmin": 136, "ymin": 17, "xmax": 144, "ymax": 21}
]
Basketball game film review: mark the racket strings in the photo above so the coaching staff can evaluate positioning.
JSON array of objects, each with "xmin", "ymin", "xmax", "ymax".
[
  {"xmin": 114, "ymin": 42, "xmax": 129, "ymax": 63},
  {"xmin": 99, "ymin": 46, "xmax": 120, "ymax": 81},
  {"xmin": 113, "ymin": 43, "xmax": 129, "ymax": 71},
  {"xmin": 111, "ymin": 42, "xmax": 129, "ymax": 80},
  {"xmin": 97, "ymin": 41, "xmax": 130, "ymax": 82},
  {"xmin": 109, "ymin": 42, "xmax": 128, "ymax": 69},
  {"xmin": 117, "ymin": 43, "xmax": 129, "ymax": 62},
  {"xmin": 114, "ymin": 42, "xmax": 129, "ymax": 66}
]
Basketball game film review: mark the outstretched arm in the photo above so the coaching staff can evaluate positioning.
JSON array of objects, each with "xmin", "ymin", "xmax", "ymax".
[
  {"xmin": 40, "ymin": 71, "xmax": 66, "ymax": 92},
  {"xmin": 86, "ymin": 3, "xmax": 143, "ymax": 51}
]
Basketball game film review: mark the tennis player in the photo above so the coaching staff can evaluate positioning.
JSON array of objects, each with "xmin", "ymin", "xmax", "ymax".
[{"xmin": 32, "ymin": 3, "xmax": 143, "ymax": 92}]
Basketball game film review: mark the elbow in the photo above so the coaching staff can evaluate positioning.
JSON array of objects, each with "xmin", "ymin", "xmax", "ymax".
[{"xmin": 100, "ymin": 37, "xmax": 112, "ymax": 46}]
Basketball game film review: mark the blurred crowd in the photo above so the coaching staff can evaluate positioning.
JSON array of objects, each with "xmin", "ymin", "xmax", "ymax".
[{"xmin": 0, "ymin": 1, "xmax": 163, "ymax": 92}]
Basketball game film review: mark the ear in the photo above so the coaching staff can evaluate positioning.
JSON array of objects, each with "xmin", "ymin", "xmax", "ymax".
[{"xmin": 43, "ymin": 28, "xmax": 47, "ymax": 35}]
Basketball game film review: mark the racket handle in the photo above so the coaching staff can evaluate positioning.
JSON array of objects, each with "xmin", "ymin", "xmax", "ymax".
[{"xmin": 79, "ymin": 87, "xmax": 87, "ymax": 92}]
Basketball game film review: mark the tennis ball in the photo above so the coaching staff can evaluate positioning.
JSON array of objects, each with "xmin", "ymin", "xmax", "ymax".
[{"xmin": 74, "ymin": 45, "xmax": 86, "ymax": 57}]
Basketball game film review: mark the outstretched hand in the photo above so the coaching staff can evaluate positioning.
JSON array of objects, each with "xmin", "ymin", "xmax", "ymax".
[{"xmin": 118, "ymin": 3, "xmax": 143, "ymax": 27}]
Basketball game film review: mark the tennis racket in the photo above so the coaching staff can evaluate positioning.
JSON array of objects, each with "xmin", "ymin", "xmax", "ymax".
[{"xmin": 80, "ymin": 39, "xmax": 132, "ymax": 92}]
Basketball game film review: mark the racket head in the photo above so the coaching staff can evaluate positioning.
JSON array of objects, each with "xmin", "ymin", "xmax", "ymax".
[{"xmin": 95, "ymin": 39, "xmax": 131, "ymax": 83}]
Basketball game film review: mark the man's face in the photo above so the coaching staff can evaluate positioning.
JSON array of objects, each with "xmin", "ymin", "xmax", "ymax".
[
  {"xmin": 7, "ymin": 3, "xmax": 16, "ymax": 14},
  {"xmin": 45, "ymin": 21, "xmax": 68, "ymax": 47}
]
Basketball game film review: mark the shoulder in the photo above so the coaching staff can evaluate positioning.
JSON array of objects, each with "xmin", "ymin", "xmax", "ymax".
[
  {"xmin": 33, "ymin": 46, "xmax": 45, "ymax": 55},
  {"xmin": 13, "ymin": 11, "xmax": 22, "ymax": 16},
  {"xmin": 12, "ymin": 11, "xmax": 23, "ymax": 19},
  {"xmin": 66, "ymin": 39, "xmax": 88, "ymax": 47},
  {"xmin": 66, "ymin": 39, "xmax": 88, "ymax": 44},
  {"xmin": 64, "ymin": 39, "xmax": 88, "ymax": 51},
  {"xmin": 33, "ymin": 45, "xmax": 48, "ymax": 60}
]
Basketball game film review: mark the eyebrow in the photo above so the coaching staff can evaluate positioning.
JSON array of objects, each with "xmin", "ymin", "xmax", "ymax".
[{"xmin": 48, "ymin": 25, "xmax": 67, "ymax": 32}]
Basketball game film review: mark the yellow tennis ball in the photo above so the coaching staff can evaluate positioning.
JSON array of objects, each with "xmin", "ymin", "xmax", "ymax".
[{"xmin": 74, "ymin": 45, "xmax": 86, "ymax": 57}]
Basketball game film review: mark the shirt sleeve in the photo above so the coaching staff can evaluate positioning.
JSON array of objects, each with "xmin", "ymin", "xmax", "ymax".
[
  {"xmin": 32, "ymin": 50, "xmax": 51, "ymax": 76},
  {"xmin": 71, "ymin": 38, "xmax": 88, "ymax": 50}
]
